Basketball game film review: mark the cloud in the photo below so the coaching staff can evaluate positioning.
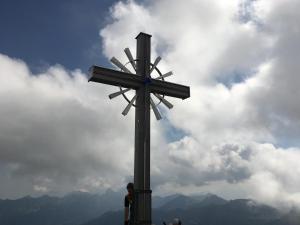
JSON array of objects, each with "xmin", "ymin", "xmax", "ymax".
[
  {"xmin": 0, "ymin": 53, "xmax": 136, "ymax": 198},
  {"xmin": 98, "ymin": 0, "xmax": 300, "ymax": 209},
  {"xmin": 161, "ymin": 138, "xmax": 300, "ymax": 208},
  {"xmin": 1, "ymin": 0, "xmax": 300, "ymax": 210}
]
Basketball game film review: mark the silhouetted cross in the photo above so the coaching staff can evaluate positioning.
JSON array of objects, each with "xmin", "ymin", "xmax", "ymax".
[{"xmin": 89, "ymin": 32, "xmax": 190, "ymax": 225}]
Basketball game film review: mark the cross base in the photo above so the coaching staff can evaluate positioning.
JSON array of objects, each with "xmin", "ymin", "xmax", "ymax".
[{"xmin": 134, "ymin": 189, "xmax": 152, "ymax": 225}]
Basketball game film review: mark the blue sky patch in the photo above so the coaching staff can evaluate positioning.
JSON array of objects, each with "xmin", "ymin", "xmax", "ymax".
[{"xmin": 0, "ymin": 0, "xmax": 119, "ymax": 74}]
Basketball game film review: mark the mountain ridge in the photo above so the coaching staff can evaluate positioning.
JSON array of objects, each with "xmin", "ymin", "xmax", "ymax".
[{"xmin": 0, "ymin": 191, "xmax": 299, "ymax": 225}]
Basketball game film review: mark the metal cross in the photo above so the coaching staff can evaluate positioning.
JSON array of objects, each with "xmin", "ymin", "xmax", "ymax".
[{"xmin": 88, "ymin": 32, "xmax": 190, "ymax": 225}]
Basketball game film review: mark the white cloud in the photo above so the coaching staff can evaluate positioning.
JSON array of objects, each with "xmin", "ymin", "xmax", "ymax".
[
  {"xmin": 98, "ymin": 0, "xmax": 300, "ymax": 208},
  {"xmin": 33, "ymin": 185, "xmax": 48, "ymax": 193},
  {"xmin": 1, "ymin": 0, "xmax": 300, "ymax": 210},
  {"xmin": 0, "ymin": 53, "xmax": 136, "ymax": 198}
]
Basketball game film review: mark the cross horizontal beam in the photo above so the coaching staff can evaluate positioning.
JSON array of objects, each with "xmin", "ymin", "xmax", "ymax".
[
  {"xmin": 89, "ymin": 65, "xmax": 190, "ymax": 99},
  {"xmin": 88, "ymin": 66, "xmax": 142, "ymax": 89},
  {"xmin": 149, "ymin": 79, "xmax": 190, "ymax": 99}
]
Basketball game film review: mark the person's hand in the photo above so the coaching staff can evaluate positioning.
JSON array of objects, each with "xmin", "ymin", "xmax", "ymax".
[{"xmin": 124, "ymin": 220, "xmax": 129, "ymax": 225}]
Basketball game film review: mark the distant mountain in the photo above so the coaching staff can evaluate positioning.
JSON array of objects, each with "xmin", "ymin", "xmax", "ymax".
[
  {"xmin": 267, "ymin": 209, "xmax": 300, "ymax": 225},
  {"xmin": 158, "ymin": 194, "xmax": 199, "ymax": 211},
  {"xmin": 81, "ymin": 195, "xmax": 300, "ymax": 225},
  {"xmin": 83, "ymin": 210, "xmax": 122, "ymax": 225},
  {"xmin": 0, "ymin": 190, "xmax": 123, "ymax": 225},
  {"xmin": 1, "ymin": 191, "xmax": 299, "ymax": 225},
  {"xmin": 152, "ymin": 194, "xmax": 181, "ymax": 208},
  {"xmin": 158, "ymin": 193, "xmax": 227, "ymax": 211}
]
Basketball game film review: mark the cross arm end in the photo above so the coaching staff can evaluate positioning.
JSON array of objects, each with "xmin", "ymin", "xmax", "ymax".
[
  {"xmin": 88, "ymin": 65, "xmax": 143, "ymax": 89},
  {"xmin": 150, "ymin": 79, "xmax": 190, "ymax": 99}
]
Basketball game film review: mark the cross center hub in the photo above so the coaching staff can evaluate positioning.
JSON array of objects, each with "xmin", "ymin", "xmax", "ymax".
[{"xmin": 144, "ymin": 77, "xmax": 152, "ymax": 85}]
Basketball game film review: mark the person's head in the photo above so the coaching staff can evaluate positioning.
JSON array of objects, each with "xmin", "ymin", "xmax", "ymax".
[{"xmin": 126, "ymin": 182, "xmax": 134, "ymax": 195}]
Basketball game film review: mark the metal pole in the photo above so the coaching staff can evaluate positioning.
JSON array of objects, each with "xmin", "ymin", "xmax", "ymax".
[{"xmin": 134, "ymin": 32, "xmax": 152, "ymax": 225}]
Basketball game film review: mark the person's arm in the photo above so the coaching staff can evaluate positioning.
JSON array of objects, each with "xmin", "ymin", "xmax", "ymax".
[
  {"xmin": 124, "ymin": 207, "xmax": 129, "ymax": 221},
  {"xmin": 124, "ymin": 196, "xmax": 129, "ymax": 224}
]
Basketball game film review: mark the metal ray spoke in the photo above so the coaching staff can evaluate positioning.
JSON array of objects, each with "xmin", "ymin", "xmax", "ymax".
[
  {"xmin": 124, "ymin": 48, "xmax": 136, "ymax": 71},
  {"xmin": 150, "ymin": 97, "xmax": 162, "ymax": 120},
  {"xmin": 109, "ymin": 88, "xmax": 131, "ymax": 99},
  {"xmin": 155, "ymin": 71, "xmax": 173, "ymax": 80},
  {"xmin": 111, "ymin": 57, "xmax": 132, "ymax": 74},
  {"xmin": 154, "ymin": 93, "xmax": 173, "ymax": 109},
  {"xmin": 149, "ymin": 56, "xmax": 161, "ymax": 74},
  {"xmin": 122, "ymin": 94, "xmax": 137, "ymax": 116}
]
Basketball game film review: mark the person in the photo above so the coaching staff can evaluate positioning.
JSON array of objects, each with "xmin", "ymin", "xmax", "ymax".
[{"xmin": 124, "ymin": 182, "xmax": 134, "ymax": 225}]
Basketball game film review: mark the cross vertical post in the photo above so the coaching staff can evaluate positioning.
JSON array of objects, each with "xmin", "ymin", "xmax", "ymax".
[
  {"xmin": 134, "ymin": 33, "xmax": 152, "ymax": 225},
  {"xmin": 88, "ymin": 32, "xmax": 190, "ymax": 225}
]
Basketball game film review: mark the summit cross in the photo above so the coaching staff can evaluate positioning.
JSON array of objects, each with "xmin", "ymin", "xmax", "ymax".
[{"xmin": 88, "ymin": 32, "xmax": 190, "ymax": 225}]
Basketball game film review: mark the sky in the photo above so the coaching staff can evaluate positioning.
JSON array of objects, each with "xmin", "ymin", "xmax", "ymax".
[{"xmin": 1, "ymin": 0, "xmax": 300, "ymax": 210}]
